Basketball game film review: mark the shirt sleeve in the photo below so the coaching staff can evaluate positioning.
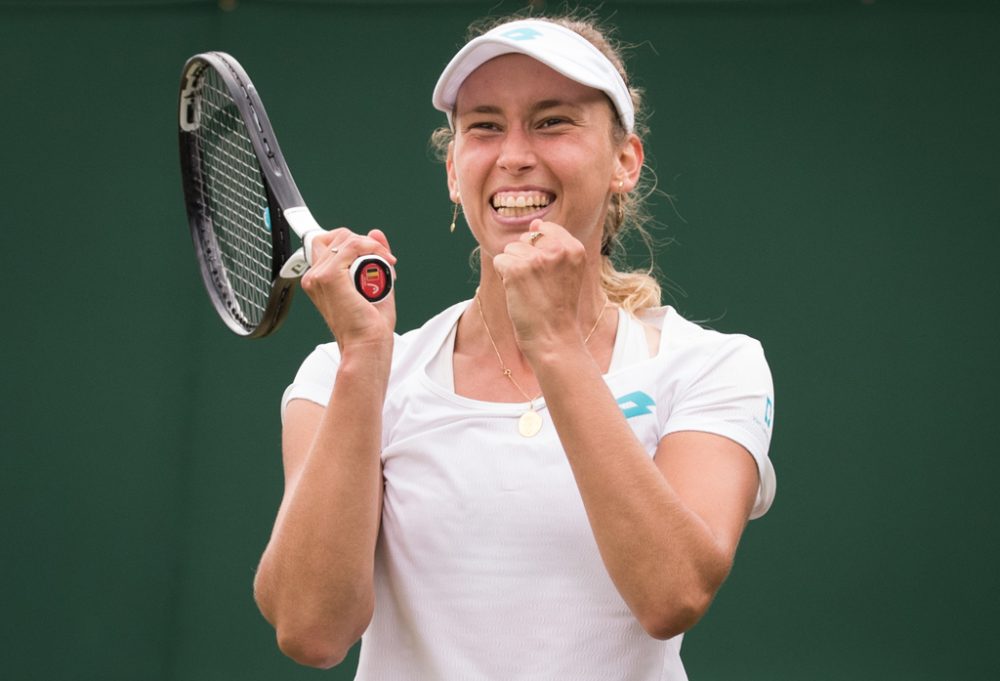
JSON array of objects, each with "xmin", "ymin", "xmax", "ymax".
[
  {"xmin": 661, "ymin": 335, "xmax": 776, "ymax": 519},
  {"xmin": 279, "ymin": 343, "xmax": 341, "ymax": 422}
]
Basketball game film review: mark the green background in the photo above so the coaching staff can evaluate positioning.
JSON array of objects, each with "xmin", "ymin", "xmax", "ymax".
[{"xmin": 1, "ymin": 0, "xmax": 997, "ymax": 679}]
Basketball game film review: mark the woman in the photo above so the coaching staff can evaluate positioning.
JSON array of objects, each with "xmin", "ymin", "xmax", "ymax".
[{"xmin": 253, "ymin": 14, "xmax": 776, "ymax": 680}]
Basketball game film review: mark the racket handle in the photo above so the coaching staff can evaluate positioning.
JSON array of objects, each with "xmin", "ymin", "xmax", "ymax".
[
  {"xmin": 277, "ymin": 226, "xmax": 320, "ymax": 280},
  {"xmin": 350, "ymin": 255, "xmax": 393, "ymax": 303},
  {"xmin": 279, "ymin": 247, "xmax": 393, "ymax": 303}
]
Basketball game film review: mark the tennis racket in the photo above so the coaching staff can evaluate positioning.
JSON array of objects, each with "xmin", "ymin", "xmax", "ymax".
[{"xmin": 178, "ymin": 51, "xmax": 393, "ymax": 338}]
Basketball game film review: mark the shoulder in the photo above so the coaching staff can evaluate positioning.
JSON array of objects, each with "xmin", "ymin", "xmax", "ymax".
[
  {"xmin": 302, "ymin": 299, "xmax": 469, "ymax": 371},
  {"xmin": 281, "ymin": 299, "xmax": 470, "ymax": 415},
  {"xmin": 654, "ymin": 306, "xmax": 762, "ymax": 347},
  {"xmin": 640, "ymin": 306, "xmax": 769, "ymax": 374},
  {"xmin": 630, "ymin": 307, "xmax": 774, "ymax": 441},
  {"xmin": 609, "ymin": 306, "xmax": 773, "ymax": 426}
]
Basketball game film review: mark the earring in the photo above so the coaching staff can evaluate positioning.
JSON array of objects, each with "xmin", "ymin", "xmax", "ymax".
[
  {"xmin": 614, "ymin": 181, "xmax": 626, "ymax": 229},
  {"xmin": 450, "ymin": 195, "xmax": 461, "ymax": 233}
]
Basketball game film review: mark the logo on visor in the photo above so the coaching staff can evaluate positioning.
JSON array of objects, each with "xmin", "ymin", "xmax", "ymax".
[{"xmin": 502, "ymin": 27, "xmax": 543, "ymax": 41}]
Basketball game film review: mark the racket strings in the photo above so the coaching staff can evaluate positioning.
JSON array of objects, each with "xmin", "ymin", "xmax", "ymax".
[{"xmin": 191, "ymin": 69, "xmax": 274, "ymax": 328}]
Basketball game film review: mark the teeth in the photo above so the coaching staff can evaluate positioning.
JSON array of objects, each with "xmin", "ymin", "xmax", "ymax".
[{"xmin": 492, "ymin": 193, "xmax": 551, "ymax": 209}]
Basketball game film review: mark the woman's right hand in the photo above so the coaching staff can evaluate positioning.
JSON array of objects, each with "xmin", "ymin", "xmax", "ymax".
[
  {"xmin": 301, "ymin": 228, "xmax": 397, "ymax": 348},
  {"xmin": 258, "ymin": 230, "xmax": 393, "ymax": 663}
]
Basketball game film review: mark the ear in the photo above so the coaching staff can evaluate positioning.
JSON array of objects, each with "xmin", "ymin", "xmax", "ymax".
[
  {"xmin": 445, "ymin": 141, "xmax": 460, "ymax": 201},
  {"xmin": 612, "ymin": 133, "xmax": 644, "ymax": 193}
]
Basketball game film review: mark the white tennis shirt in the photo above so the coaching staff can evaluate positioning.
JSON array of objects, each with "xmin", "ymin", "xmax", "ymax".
[{"xmin": 282, "ymin": 300, "xmax": 776, "ymax": 680}]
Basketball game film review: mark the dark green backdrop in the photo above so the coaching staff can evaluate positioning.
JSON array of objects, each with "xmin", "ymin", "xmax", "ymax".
[{"xmin": 1, "ymin": 0, "xmax": 997, "ymax": 679}]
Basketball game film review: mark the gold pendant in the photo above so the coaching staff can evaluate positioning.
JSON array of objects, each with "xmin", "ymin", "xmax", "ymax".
[{"xmin": 518, "ymin": 409, "xmax": 543, "ymax": 437}]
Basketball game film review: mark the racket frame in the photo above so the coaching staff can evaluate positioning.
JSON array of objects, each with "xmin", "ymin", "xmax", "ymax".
[{"xmin": 179, "ymin": 51, "xmax": 326, "ymax": 338}]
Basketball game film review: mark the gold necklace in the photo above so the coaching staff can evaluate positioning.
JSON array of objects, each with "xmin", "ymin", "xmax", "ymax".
[{"xmin": 474, "ymin": 294, "xmax": 610, "ymax": 437}]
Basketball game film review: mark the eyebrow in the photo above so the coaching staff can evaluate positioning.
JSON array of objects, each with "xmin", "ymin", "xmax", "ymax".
[{"xmin": 459, "ymin": 99, "xmax": 588, "ymax": 118}]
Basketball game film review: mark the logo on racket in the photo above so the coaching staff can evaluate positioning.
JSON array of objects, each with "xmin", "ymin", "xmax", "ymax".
[{"xmin": 349, "ymin": 256, "xmax": 392, "ymax": 303}]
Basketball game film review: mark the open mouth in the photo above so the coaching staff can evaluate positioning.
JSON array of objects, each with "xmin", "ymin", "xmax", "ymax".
[{"xmin": 491, "ymin": 191, "xmax": 553, "ymax": 218}]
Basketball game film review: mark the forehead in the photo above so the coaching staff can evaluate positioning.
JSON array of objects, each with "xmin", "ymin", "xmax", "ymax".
[{"xmin": 454, "ymin": 53, "xmax": 610, "ymax": 113}]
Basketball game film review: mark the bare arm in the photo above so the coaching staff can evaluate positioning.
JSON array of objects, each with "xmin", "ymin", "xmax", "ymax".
[
  {"xmin": 253, "ymin": 230, "xmax": 395, "ymax": 668},
  {"xmin": 535, "ymin": 344, "xmax": 759, "ymax": 639},
  {"xmin": 493, "ymin": 221, "xmax": 760, "ymax": 639}
]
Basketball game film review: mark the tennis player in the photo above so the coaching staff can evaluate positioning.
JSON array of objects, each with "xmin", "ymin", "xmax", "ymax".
[{"xmin": 253, "ymin": 13, "xmax": 776, "ymax": 680}]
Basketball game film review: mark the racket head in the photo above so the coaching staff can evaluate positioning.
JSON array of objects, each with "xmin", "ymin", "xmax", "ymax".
[{"xmin": 178, "ymin": 52, "xmax": 300, "ymax": 338}]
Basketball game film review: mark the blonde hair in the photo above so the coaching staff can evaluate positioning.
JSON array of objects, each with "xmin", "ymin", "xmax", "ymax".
[{"xmin": 431, "ymin": 11, "xmax": 662, "ymax": 314}]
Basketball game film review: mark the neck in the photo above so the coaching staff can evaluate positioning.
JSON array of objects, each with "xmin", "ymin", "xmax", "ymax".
[
  {"xmin": 474, "ymin": 265, "xmax": 610, "ymax": 330},
  {"xmin": 469, "ymin": 275, "xmax": 612, "ymax": 363},
  {"xmin": 469, "ymin": 286, "xmax": 612, "ymax": 405}
]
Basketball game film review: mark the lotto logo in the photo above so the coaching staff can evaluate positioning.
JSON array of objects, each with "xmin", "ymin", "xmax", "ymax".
[
  {"xmin": 503, "ymin": 27, "xmax": 543, "ymax": 41},
  {"xmin": 617, "ymin": 391, "xmax": 655, "ymax": 419}
]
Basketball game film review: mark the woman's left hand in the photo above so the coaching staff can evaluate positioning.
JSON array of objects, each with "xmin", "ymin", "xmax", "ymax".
[{"xmin": 491, "ymin": 218, "xmax": 590, "ymax": 358}]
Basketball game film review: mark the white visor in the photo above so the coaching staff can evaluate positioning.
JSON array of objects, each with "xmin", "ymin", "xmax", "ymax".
[{"xmin": 432, "ymin": 19, "xmax": 635, "ymax": 133}]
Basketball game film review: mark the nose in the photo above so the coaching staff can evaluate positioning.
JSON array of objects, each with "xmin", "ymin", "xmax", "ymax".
[{"xmin": 497, "ymin": 127, "xmax": 535, "ymax": 174}]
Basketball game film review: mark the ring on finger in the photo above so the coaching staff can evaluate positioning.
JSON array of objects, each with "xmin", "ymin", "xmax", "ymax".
[
  {"xmin": 329, "ymin": 246, "xmax": 339, "ymax": 254},
  {"xmin": 527, "ymin": 231, "xmax": 543, "ymax": 245}
]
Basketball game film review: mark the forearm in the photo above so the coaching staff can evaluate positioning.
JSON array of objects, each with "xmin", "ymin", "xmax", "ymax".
[
  {"xmin": 254, "ymin": 346, "xmax": 389, "ymax": 665},
  {"xmin": 533, "ymin": 344, "xmax": 733, "ymax": 638}
]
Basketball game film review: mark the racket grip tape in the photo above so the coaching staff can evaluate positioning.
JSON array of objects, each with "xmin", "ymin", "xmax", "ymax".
[{"xmin": 350, "ymin": 255, "xmax": 393, "ymax": 303}]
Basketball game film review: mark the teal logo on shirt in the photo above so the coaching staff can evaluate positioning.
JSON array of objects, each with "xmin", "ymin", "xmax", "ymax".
[{"xmin": 617, "ymin": 391, "xmax": 655, "ymax": 419}]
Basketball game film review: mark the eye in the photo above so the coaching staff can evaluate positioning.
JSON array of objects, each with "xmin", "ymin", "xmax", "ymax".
[
  {"xmin": 465, "ymin": 120, "xmax": 502, "ymax": 133},
  {"xmin": 538, "ymin": 117, "xmax": 569, "ymax": 129}
]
